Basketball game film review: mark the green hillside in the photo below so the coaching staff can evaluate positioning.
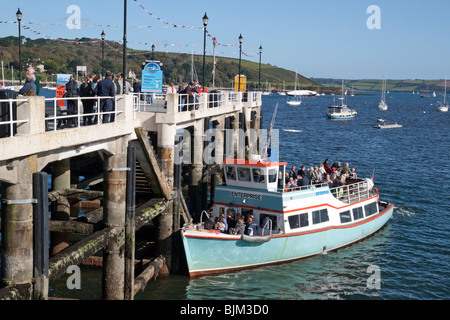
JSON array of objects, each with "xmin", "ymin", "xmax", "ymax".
[
  {"xmin": 0, "ymin": 36, "xmax": 318, "ymax": 90},
  {"xmin": 312, "ymin": 78, "xmax": 448, "ymax": 93}
]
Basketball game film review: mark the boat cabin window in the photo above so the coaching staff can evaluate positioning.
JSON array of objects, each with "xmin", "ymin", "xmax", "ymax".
[
  {"xmin": 339, "ymin": 210, "xmax": 352, "ymax": 223},
  {"xmin": 268, "ymin": 168, "xmax": 278, "ymax": 183},
  {"xmin": 237, "ymin": 167, "xmax": 251, "ymax": 182},
  {"xmin": 288, "ymin": 213, "xmax": 309, "ymax": 229},
  {"xmin": 312, "ymin": 209, "xmax": 329, "ymax": 225},
  {"xmin": 252, "ymin": 168, "xmax": 265, "ymax": 183},
  {"xmin": 260, "ymin": 214, "xmax": 278, "ymax": 231},
  {"xmin": 364, "ymin": 202, "xmax": 378, "ymax": 217},
  {"xmin": 226, "ymin": 166, "xmax": 236, "ymax": 181},
  {"xmin": 353, "ymin": 207, "xmax": 364, "ymax": 220}
]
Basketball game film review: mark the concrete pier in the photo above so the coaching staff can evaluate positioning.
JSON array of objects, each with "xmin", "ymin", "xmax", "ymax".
[{"xmin": 0, "ymin": 90, "xmax": 262, "ymax": 300}]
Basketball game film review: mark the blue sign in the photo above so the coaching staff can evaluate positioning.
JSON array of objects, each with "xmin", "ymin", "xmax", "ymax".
[{"xmin": 141, "ymin": 61, "xmax": 163, "ymax": 93}]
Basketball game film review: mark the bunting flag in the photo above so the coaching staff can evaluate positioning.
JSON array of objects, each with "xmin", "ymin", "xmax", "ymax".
[{"xmin": 5, "ymin": 14, "xmax": 258, "ymax": 58}]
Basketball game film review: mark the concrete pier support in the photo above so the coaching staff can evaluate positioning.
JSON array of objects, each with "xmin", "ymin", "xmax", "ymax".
[
  {"xmin": 102, "ymin": 140, "xmax": 127, "ymax": 300},
  {"xmin": 157, "ymin": 123, "xmax": 176, "ymax": 189},
  {"xmin": 190, "ymin": 120, "xmax": 204, "ymax": 222},
  {"xmin": 0, "ymin": 156, "xmax": 37, "ymax": 299},
  {"xmin": 210, "ymin": 117, "xmax": 225, "ymax": 206},
  {"xmin": 50, "ymin": 158, "xmax": 71, "ymax": 256}
]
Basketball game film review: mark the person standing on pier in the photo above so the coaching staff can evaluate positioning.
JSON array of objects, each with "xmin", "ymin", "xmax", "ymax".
[
  {"xmin": 65, "ymin": 75, "xmax": 80, "ymax": 127},
  {"xmin": 27, "ymin": 66, "xmax": 40, "ymax": 95},
  {"xmin": 80, "ymin": 76, "xmax": 96, "ymax": 125},
  {"xmin": 96, "ymin": 72, "xmax": 116, "ymax": 123}
]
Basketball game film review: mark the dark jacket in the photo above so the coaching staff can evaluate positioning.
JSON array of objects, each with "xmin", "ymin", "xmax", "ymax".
[
  {"xmin": 65, "ymin": 79, "xmax": 79, "ymax": 97},
  {"xmin": 96, "ymin": 77, "xmax": 115, "ymax": 97}
]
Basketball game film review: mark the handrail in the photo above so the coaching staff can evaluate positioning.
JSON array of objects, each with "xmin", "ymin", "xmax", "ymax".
[
  {"xmin": 278, "ymin": 180, "xmax": 375, "ymax": 205},
  {"xmin": 261, "ymin": 218, "xmax": 273, "ymax": 236},
  {"xmin": 0, "ymin": 98, "xmax": 30, "ymax": 138}
]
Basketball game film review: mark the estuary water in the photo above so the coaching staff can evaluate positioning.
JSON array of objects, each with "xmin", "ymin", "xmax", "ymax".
[
  {"xmin": 7, "ymin": 90, "xmax": 448, "ymax": 301},
  {"xmin": 137, "ymin": 92, "xmax": 449, "ymax": 300}
]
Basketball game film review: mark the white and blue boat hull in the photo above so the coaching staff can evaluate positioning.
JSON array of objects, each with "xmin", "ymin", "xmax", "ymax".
[{"xmin": 182, "ymin": 204, "xmax": 394, "ymax": 277}]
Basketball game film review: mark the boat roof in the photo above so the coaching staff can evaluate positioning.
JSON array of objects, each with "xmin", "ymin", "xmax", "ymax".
[{"xmin": 224, "ymin": 159, "xmax": 288, "ymax": 167}]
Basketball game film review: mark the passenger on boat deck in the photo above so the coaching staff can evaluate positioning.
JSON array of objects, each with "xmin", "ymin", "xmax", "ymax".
[
  {"xmin": 351, "ymin": 168, "xmax": 357, "ymax": 179},
  {"xmin": 341, "ymin": 163, "xmax": 352, "ymax": 177},
  {"xmin": 312, "ymin": 166, "xmax": 322, "ymax": 184},
  {"xmin": 330, "ymin": 167, "xmax": 338, "ymax": 181},
  {"xmin": 278, "ymin": 172, "xmax": 283, "ymax": 188},
  {"xmin": 245, "ymin": 216, "xmax": 259, "ymax": 236},
  {"xmin": 219, "ymin": 212, "xmax": 228, "ymax": 232},
  {"xmin": 227, "ymin": 210, "xmax": 236, "ymax": 230},
  {"xmin": 323, "ymin": 159, "xmax": 330, "ymax": 171},
  {"xmin": 284, "ymin": 172, "xmax": 290, "ymax": 185},
  {"xmin": 298, "ymin": 173, "xmax": 309, "ymax": 189},
  {"xmin": 324, "ymin": 174, "xmax": 333, "ymax": 188},
  {"xmin": 297, "ymin": 165, "xmax": 306, "ymax": 177},
  {"xmin": 289, "ymin": 166, "xmax": 296, "ymax": 178},
  {"xmin": 214, "ymin": 217, "xmax": 226, "ymax": 232},
  {"xmin": 306, "ymin": 167, "xmax": 314, "ymax": 182},
  {"xmin": 204, "ymin": 212, "xmax": 215, "ymax": 230},
  {"xmin": 333, "ymin": 175, "xmax": 345, "ymax": 188},
  {"xmin": 229, "ymin": 218, "xmax": 245, "ymax": 235},
  {"xmin": 287, "ymin": 177, "xmax": 296, "ymax": 189},
  {"xmin": 318, "ymin": 164, "xmax": 327, "ymax": 180}
]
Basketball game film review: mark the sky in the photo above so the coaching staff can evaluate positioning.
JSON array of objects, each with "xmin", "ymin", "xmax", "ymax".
[{"xmin": 1, "ymin": 0, "xmax": 450, "ymax": 80}]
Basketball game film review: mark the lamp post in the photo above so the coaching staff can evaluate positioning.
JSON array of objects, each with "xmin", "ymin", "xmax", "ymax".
[
  {"xmin": 202, "ymin": 13, "xmax": 208, "ymax": 93},
  {"xmin": 151, "ymin": 44, "xmax": 155, "ymax": 60},
  {"xmin": 16, "ymin": 8, "xmax": 22, "ymax": 85},
  {"xmin": 123, "ymin": 0, "xmax": 127, "ymax": 94},
  {"xmin": 101, "ymin": 30, "xmax": 105, "ymax": 78},
  {"xmin": 238, "ymin": 34, "xmax": 243, "ymax": 93},
  {"xmin": 258, "ymin": 45, "xmax": 263, "ymax": 91}
]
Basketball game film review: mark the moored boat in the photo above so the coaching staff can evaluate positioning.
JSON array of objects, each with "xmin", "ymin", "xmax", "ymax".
[
  {"xmin": 373, "ymin": 122, "xmax": 403, "ymax": 129},
  {"xmin": 181, "ymin": 158, "xmax": 394, "ymax": 277},
  {"xmin": 326, "ymin": 80, "xmax": 357, "ymax": 119}
]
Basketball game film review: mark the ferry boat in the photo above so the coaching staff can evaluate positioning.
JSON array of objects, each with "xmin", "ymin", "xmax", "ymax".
[{"xmin": 181, "ymin": 157, "xmax": 394, "ymax": 277}]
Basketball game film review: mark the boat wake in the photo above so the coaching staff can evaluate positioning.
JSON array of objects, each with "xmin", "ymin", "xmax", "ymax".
[
  {"xmin": 394, "ymin": 206, "xmax": 418, "ymax": 218},
  {"xmin": 283, "ymin": 129, "xmax": 303, "ymax": 133}
]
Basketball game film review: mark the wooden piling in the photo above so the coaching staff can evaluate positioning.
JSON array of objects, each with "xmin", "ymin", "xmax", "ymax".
[
  {"xmin": 33, "ymin": 172, "xmax": 49, "ymax": 300},
  {"xmin": 125, "ymin": 145, "xmax": 136, "ymax": 300}
]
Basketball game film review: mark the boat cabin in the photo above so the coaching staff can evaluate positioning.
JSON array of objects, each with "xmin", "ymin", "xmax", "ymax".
[{"xmin": 223, "ymin": 158, "xmax": 287, "ymax": 192}]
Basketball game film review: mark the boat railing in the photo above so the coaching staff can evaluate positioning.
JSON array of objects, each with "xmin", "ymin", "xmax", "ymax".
[
  {"xmin": 329, "ymin": 180, "xmax": 376, "ymax": 204},
  {"xmin": 261, "ymin": 219, "xmax": 273, "ymax": 236},
  {"xmin": 278, "ymin": 180, "xmax": 376, "ymax": 204}
]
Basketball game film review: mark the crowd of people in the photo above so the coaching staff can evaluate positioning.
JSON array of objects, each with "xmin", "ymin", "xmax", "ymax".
[
  {"xmin": 16, "ymin": 65, "xmax": 208, "ymax": 121},
  {"xmin": 203, "ymin": 209, "xmax": 259, "ymax": 236},
  {"xmin": 282, "ymin": 159, "xmax": 357, "ymax": 190}
]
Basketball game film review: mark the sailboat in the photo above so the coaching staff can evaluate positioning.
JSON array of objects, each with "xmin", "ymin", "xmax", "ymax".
[
  {"xmin": 287, "ymin": 70, "xmax": 302, "ymax": 106},
  {"xmin": 278, "ymin": 81, "xmax": 286, "ymax": 95},
  {"xmin": 262, "ymin": 80, "xmax": 271, "ymax": 95},
  {"xmin": 437, "ymin": 78, "xmax": 449, "ymax": 112},
  {"xmin": 378, "ymin": 78, "xmax": 388, "ymax": 111}
]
